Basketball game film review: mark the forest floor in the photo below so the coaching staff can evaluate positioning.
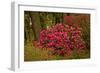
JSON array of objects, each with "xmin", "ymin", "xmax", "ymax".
[{"xmin": 24, "ymin": 41, "xmax": 90, "ymax": 61}]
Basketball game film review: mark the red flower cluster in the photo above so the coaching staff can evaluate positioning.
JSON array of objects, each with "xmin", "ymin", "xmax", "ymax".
[{"xmin": 38, "ymin": 16, "xmax": 86, "ymax": 56}]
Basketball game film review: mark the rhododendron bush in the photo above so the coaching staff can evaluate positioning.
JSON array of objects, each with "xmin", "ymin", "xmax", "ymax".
[{"xmin": 39, "ymin": 23, "xmax": 86, "ymax": 56}]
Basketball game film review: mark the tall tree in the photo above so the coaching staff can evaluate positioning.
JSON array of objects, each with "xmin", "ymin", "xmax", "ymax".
[
  {"xmin": 39, "ymin": 12, "xmax": 47, "ymax": 30},
  {"xmin": 29, "ymin": 12, "xmax": 41, "ymax": 41},
  {"xmin": 24, "ymin": 11, "xmax": 31, "ymax": 42}
]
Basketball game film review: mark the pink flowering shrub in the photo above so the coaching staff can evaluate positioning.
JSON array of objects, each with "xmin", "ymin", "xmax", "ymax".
[{"xmin": 38, "ymin": 16, "xmax": 86, "ymax": 56}]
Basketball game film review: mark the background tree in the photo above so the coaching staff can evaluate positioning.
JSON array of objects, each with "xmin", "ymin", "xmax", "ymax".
[{"xmin": 24, "ymin": 11, "xmax": 31, "ymax": 43}]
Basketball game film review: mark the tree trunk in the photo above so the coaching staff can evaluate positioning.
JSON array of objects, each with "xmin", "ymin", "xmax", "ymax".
[{"xmin": 29, "ymin": 12, "xmax": 41, "ymax": 41}]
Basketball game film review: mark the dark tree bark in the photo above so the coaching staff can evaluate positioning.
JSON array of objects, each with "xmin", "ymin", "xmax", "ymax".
[
  {"xmin": 24, "ymin": 11, "xmax": 31, "ymax": 42},
  {"xmin": 67, "ymin": 13, "xmax": 70, "ymax": 16},
  {"xmin": 29, "ymin": 12, "xmax": 41, "ymax": 41}
]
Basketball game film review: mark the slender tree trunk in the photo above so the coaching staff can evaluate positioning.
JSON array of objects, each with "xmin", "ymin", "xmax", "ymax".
[{"xmin": 24, "ymin": 12, "xmax": 31, "ymax": 42}]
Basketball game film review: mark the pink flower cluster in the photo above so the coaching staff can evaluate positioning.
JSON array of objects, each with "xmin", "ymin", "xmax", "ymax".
[{"xmin": 38, "ymin": 16, "xmax": 86, "ymax": 56}]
